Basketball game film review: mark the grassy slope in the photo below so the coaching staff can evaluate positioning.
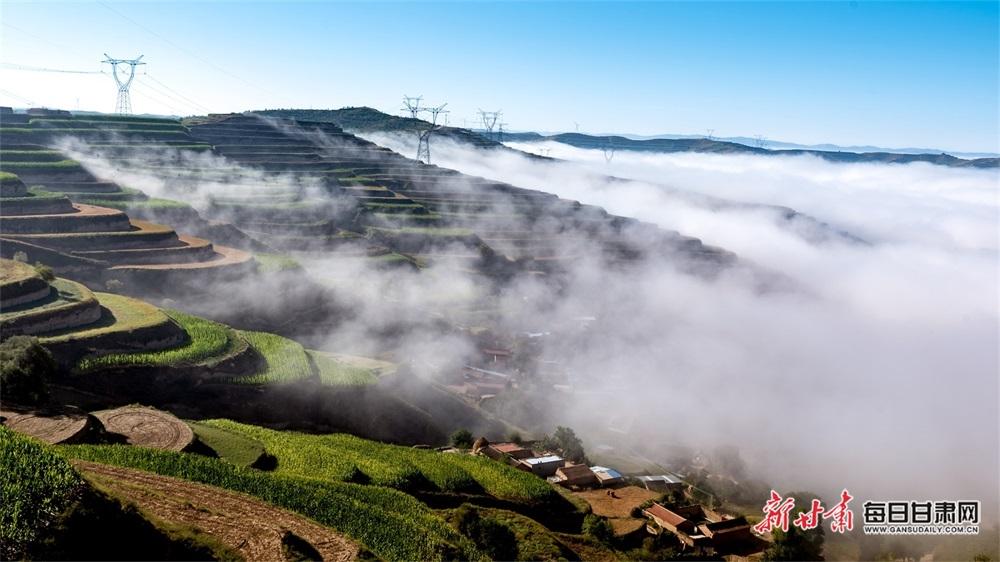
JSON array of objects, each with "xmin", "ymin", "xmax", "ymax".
[
  {"xmin": 1, "ymin": 427, "xmax": 234, "ymax": 561},
  {"xmin": 60, "ymin": 444, "xmax": 484, "ymax": 561},
  {"xmin": 309, "ymin": 350, "xmax": 377, "ymax": 386},
  {"xmin": 75, "ymin": 310, "xmax": 239, "ymax": 372},
  {"xmin": 233, "ymin": 330, "xmax": 313, "ymax": 384},
  {"xmin": 38, "ymin": 292, "xmax": 171, "ymax": 344},
  {"xmin": 198, "ymin": 419, "xmax": 562, "ymax": 506},
  {"xmin": 187, "ymin": 421, "xmax": 268, "ymax": 467}
]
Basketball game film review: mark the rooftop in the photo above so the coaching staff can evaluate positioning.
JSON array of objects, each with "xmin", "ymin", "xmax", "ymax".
[{"xmin": 522, "ymin": 455, "xmax": 563, "ymax": 465}]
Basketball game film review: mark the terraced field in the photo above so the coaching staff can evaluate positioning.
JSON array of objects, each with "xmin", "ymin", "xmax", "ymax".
[
  {"xmin": 6, "ymin": 111, "xmax": 735, "ymax": 279},
  {"xmin": 76, "ymin": 461, "xmax": 360, "ymax": 562},
  {"xmin": 0, "ymin": 260, "xmax": 376, "ymax": 388},
  {"xmin": 187, "ymin": 114, "xmax": 734, "ymax": 273},
  {"xmin": 0, "ymin": 165, "xmax": 255, "ymax": 285},
  {"xmin": 0, "ymin": 426, "xmax": 233, "ymax": 561},
  {"xmin": 60, "ymin": 444, "xmax": 485, "ymax": 561},
  {"xmin": 195, "ymin": 419, "xmax": 563, "ymax": 506}
]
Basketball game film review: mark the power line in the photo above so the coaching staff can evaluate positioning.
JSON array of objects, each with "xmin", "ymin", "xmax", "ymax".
[
  {"xmin": 144, "ymin": 74, "xmax": 211, "ymax": 113},
  {"xmin": 137, "ymin": 76, "xmax": 207, "ymax": 114},
  {"xmin": 0, "ymin": 88, "xmax": 35, "ymax": 106},
  {"xmin": 96, "ymin": 1, "xmax": 281, "ymax": 101},
  {"xmin": 0, "ymin": 62, "xmax": 102, "ymax": 74},
  {"xmin": 130, "ymin": 83, "xmax": 183, "ymax": 115},
  {"xmin": 1, "ymin": 22, "xmax": 76, "ymax": 53}
]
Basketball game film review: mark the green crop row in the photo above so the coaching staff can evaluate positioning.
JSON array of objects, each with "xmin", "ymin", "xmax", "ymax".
[
  {"xmin": 198, "ymin": 420, "xmax": 562, "ymax": 506},
  {"xmin": 81, "ymin": 198, "xmax": 192, "ymax": 211},
  {"xmin": 232, "ymin": 330, "xmax": 314, "ymax": 384},
  {"xmin": 0, "ymin": 150, "xmax": 65, "ymax": 162},
  {"xmin": 1, "ymin": 427, "xmax": 86, "ymax": 559},
  {"xmin": 0, "ymin": 160, "xmax": 81, "ymax": 169},
  {"xmin": 252, "ymin": 253, "xmax": 302, "ymax": 273},
  {"xmin": 75, "ymin": 310, "xmax": 237, "ymax": 372},
  {"xmin": 310, "ymin": 351, "xmax": 377, "ymax": 386},
  {"xmin": 31, "ymin": 114, "xmax": 179, "ymax": 124},
  {"xmin": 29, "ymin": 119, "xmax": 186, "ymax": 131},
  {"xmin": 58, "ymin": 444, "xmax": 482, "ymax": 561}
]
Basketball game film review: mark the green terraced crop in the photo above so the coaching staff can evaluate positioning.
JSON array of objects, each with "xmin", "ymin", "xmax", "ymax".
[
  {"xmin": 30, "ymin": 114, "xmax": 179, "ymax": 124},
  {"xmin": 233, "ymin": 330, "xmax": 314, "ymax": 384},
  {"xmin": 198, "ymin": 420, "xmax": 562, "ymax": 506},
  {"xmin": 0, "ymin": 160, "xmax": 81, "ymax": 169},
  {"xmin": 75, "ymin": 310, "xmax": 237, "ymax": 372},
  {"xmin": 186, "ymin": 422, "xmax": 267, "ymax": 467},
  {"xmin": 81, "ymin": 198, "xmax": 192, "ymax": 211},
  {"xmin": 310, "ymin": 351, "xmax": 377, "ymax": 386},
  {"xmin": 0, "ymin": 150, "xmax": 65, "ymax": 162},
  {"xmin": 59, "ymin": 445, "xmax": 483, "ymax": 561},
  {"xmin": 39, "ymin": 292, "xmax": 170, "ymax": 344},
  {"xmin": 1, "ymin": 427, "xmax": 86, "ymax": 559},
  {"xmin": 252, "ymin": 253, "xmax": 302, "ymax": 274},
  {"xmin": 28, "ymin": 119, "xmax": 186, "ymax": 132}
]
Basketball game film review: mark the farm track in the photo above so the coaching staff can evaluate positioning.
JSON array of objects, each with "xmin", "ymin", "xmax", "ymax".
[{"xmin": 75, "ymin": 461, "xmax": 360, "ymax": 562}]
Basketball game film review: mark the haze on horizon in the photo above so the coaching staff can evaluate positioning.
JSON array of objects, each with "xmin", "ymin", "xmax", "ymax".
[{"xmin": 1, "ymin": 1, "xmax": 997, "ymax": 153}]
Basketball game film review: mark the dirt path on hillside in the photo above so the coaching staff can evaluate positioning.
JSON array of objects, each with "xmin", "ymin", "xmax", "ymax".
[{"xmin": 75, "ymin": 461, "xmax": 359, "ymax": 562}]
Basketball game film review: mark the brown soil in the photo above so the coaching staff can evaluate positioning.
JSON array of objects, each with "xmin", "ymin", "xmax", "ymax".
[
  {"xmin": 92, "ymin": 405, "xmax": 194, "ymax": 451},
  {"xmin": 574, "ymin": 485, "xmax": 659, "ymax": 537},
  {"xmin": 0, "ymin": 407, "xmax": 91, "ymax": 444},
  {"xmin": 76, "ymin": 461, "xmax": 359, "ymax": 562},
  {"xmin": 574, "ymin": 486, "xmax": 659, "ymax": 519},
  {"xmin": 112, "ymin": 243, "xmax": 252, "ymax": 270}
]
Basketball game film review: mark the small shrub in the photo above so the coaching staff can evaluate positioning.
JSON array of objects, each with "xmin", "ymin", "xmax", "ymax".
[
  {"xmin": 453, "ymin": 505, "xmax": 517, "ymax": 562},
  {"xmin": 450, "ymin": 429, "xmax": 474, "ymax": 449},
  {"xmin": 583, "ymin": 514, "xmax": 615, "ymax": 546},
  {"xmin": 104, "ymin": 279, "xmax": 125, "ymax": 291},
  {"xmin": 12, "ymin": 251, "xmax": 28, "ymax": 263},
  {"xmin": 0, "ymin": 336, "xmax": 55, "ymax": 405},
  {"xmin": 33, "ymin": 262, "xmax": 55, "ymax": 281}
]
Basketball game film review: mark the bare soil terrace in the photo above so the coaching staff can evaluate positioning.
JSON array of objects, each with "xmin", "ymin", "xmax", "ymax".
[{"xmin": 76, "ymin": 461, "xmax": 360, "ymax": 562}]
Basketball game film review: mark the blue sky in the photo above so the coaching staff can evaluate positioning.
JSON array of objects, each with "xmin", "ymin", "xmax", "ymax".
[{"xmin": 1, "ymin": 1, "xmax": 997, "ymax": 152}]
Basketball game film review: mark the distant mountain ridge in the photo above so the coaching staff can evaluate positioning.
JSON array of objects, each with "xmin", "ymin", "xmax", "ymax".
[
  {"xmin": 501, "ymin": 132, "xmax": 998, "ymax": 168},
  {"xmin": 546, "ymin": 132, "xmax": 997, "ymax": 160}
]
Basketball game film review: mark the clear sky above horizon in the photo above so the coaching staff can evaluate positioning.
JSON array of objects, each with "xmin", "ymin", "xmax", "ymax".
[{"xmin": 1, "ymin": 1, "xmax": 997, "ymax": 153}]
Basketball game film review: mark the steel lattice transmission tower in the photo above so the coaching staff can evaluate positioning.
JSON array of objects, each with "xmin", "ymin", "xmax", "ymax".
[
  {"xmin": 402, "ymin": 95, "xmax": 423, "ymax": 119},
  {"xmin": 478, "ymin": 109, "xmax": 501, "ymax": 141},
  {"xmin": 416, "ymin": 103, "xmax": 448, "ymax": 163},
  {"xmin": 102, "ymin": 54, "xmax": 145, "ymax": 115}
]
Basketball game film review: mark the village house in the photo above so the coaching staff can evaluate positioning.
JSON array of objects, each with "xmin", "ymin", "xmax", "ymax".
[
  {"xmin": 642, "ymin": 502, "xmax": 756, "ymax": 552},
  {"xmin": 550, "ymin": 464, "xmax": 598, "ymax": 488},
  {"xmin": 590, "ymin": 465, "xmax": 624, "ymax": 487},
  {"xmin": 698, "ymin": 517, "xmax": 753, "ymax": 545},
  {"xmin": 480, "ymin": 441, "xmax": 534, "ymax": 462},
  {"xmin": 636, "ymin": 473, "xmax": 685, "ymax": 492},
  {"xmin": 480, "ymin": 347, "xmax": 512, "ymax": 367},
  {"xmin": 517, "ymin": 454, "xmax": 565, "ymax": 477}
]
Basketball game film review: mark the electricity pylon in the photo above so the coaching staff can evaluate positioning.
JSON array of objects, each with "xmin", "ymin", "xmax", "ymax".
[
  {"xmin": 402, "ymin": 95, "xmax": 423, "ymax": 118},
  {"xmin": 102, "ymin": 54, "xmax": 145, "ymax": 115},
  {"xmin": 478, "ymin": 109, "xmax": 501, "ymax": 141},
  {"xmin": 416, "ymin": 103, "xmax": 448, "ymax": 163}
]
